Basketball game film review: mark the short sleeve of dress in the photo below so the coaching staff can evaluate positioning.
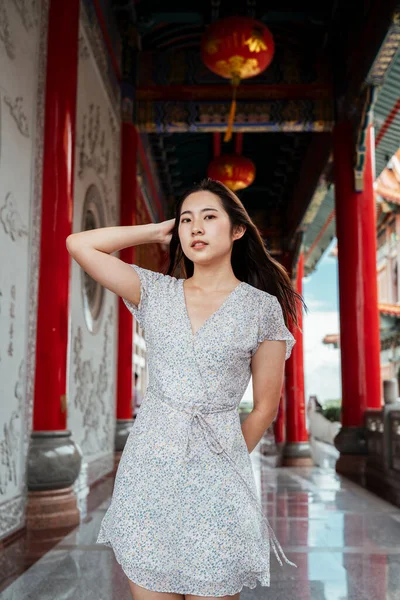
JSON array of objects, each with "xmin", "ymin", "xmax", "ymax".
[
  {"xmin": 122, "ymin": 264, "xmax": 164, "ymax": 329},
  {"xmin": 251, "ymin": 294, "xmax": 296, "ymax": 360}
]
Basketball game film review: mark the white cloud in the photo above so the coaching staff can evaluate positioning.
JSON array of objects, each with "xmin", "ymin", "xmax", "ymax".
[
  {"xmin": 303, "ymin": 311, "xmax": 341, "ymax": 403},
  {"xmin": 305, "ymin": 297, "xmax": 330, "ymax": 311}
]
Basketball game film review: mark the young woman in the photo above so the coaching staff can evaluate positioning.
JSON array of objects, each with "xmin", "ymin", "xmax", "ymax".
[{"xmin": 66, "ymin": 178, "xmax": 305, "ymax": 600}]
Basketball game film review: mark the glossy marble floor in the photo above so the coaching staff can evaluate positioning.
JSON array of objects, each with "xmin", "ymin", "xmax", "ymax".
[{"xmin": 1, "ymin": 446, "xmax": 399, "ymax": 600}]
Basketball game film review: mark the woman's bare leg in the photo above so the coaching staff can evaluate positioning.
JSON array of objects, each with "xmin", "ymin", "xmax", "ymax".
[
  {"xmin": 127, "ymin": 579, "xmax": 185, "ymax": 600},
  {"xmin": 185, "ymin": 594, "xmax": 240, "ymax": 600}
]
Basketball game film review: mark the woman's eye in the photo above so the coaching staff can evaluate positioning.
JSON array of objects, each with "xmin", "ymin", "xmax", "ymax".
[{"xmin": 180, "ymin": 215, "xmax": 215, "ymax": 223}]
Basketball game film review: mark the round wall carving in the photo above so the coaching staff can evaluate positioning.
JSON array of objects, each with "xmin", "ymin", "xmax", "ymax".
[{"xmin": 81, "ymin": 185, "xmax": 106, "ymax": 333}]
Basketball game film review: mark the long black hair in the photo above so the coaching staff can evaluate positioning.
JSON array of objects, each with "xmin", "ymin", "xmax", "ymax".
[{"xmin": 165, "ymin": 178, "xmax": 307, "ymax": 329}]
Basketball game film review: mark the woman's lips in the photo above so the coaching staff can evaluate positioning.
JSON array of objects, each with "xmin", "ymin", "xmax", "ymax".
[{"xmin": 191, "ymin": 242, "xmax": 208, "ymax": 249}]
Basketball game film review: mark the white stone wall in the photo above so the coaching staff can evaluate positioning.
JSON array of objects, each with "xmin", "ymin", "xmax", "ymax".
[
  {"xmin": 0, "ymin": 0, "xmax": 49, "ymax": 539},
  {"xmin": 0, "ymin": 0, "xmax": 121, "ymax": 540},
  {"xmin": 67, "ymin": 9, "xmax": 120, "ymax": 488}
]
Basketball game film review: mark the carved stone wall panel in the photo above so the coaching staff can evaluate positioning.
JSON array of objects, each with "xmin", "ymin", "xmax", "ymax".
[
  {"xmin": 0, "ymin": 0, "xmax": 48, "ymax": 540},
  {"xmin": 67, "ymin": 22, "xmax": 120, "ymax": 486}
]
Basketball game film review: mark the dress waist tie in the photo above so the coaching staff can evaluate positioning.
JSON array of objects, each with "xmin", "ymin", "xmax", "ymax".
[{"xmin": 158, "ymin": 396, "xmax": 298, "ymax": 571}]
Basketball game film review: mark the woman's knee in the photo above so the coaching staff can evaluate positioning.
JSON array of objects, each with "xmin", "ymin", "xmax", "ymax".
[
  {"xmin": 127, "ymin": 579, "xmax": 185, "ymax": 600},
  {"xmin": 185, "ymin": 594, "xmax": 240, "ymax": 600}
]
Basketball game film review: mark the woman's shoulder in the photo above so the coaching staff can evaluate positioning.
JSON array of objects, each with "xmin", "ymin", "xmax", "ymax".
[
  {"xmin": 242, "ymin": 282, "xmax": 278, "ymax": 305},
  {"xmin": 122, "ymin": 265, "xmax": 180, "ymax": 327},
  {"xmin": 127, "ymin": 264, "xmax": 181, "ymax": 289}
]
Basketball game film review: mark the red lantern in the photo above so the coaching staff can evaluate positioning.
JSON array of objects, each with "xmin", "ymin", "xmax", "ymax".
[
  {"xmin": 207, "ymin": 154, "xmax": 256, "ymax": 191},
  {"xmin": 201, "ymin": 16, "xmax": 275, "ymax": 141}
]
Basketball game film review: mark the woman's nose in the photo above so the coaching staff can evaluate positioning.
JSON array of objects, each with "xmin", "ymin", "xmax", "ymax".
[{"xmin": 192, "ymin": 222, "xmax": 203, "ymax": 234}]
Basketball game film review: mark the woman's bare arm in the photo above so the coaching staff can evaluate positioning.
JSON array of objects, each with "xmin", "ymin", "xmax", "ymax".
[
  {"xmin": 66, "ymin": 219, "xmax": 175, "ymax": 306},
  {"xmin": 241, "ymin": 340, "xmax": 286, "ymax": 453}
]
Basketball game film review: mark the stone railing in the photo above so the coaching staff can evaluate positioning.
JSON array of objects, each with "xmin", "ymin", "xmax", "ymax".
[
  {"xmin": 365, "ymin": 409, "xmax": 384, "ymax": 470},
  {"xmin": 365, "ymin": 406, "xmax": 400, "ymax": 507},
  {"xmin": 390, "ymin": 409, "xmax": 400, "ymax": 473}
]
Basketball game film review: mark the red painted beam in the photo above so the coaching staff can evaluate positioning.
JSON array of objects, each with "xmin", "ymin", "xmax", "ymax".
[{"xmin": 136, "ymin": 83, "xmax": 333, "ymax": 102}]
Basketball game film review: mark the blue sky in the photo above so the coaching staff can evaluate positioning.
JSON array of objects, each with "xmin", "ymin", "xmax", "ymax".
[
  {"xmin": 303, "ymin": 241, "xmax": 339, "ymax": 314},
  {"xmin": 302, "ymin": 239, "xmax": 342, "ymax": 403},
  {"xmin": 242, "ymin": 240, "xmax": 342, "ymax": 407}
]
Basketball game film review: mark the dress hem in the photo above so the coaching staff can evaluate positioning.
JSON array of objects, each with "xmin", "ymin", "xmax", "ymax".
[{"xmin": 96, "ymin": 538, "xmax": 272, "ymax": 596}]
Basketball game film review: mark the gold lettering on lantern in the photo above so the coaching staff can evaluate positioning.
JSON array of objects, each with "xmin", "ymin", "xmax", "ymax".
[
  {"xmin": 222, "ymin": 164, "xmax": 234, "ymax": 177},
  {"xmin": 244, "ymin": 28, "xmax": 267, "ymax": 53},
  {"xmin": 215, "ymin": 56, "xmax": 260, "ymax": 78},
  {"xmin": 60, "ymin": 394, "xmax": 67, "ymax": 413}
]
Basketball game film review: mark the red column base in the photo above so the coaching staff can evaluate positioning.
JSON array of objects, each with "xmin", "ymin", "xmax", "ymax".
[
  {"xmin": 282, "ymin": 441, "xmax": 313, "ymax": 467},
  {"xmin": 26, "ymin": 487, "xmax": 80, "ymax": 529}
]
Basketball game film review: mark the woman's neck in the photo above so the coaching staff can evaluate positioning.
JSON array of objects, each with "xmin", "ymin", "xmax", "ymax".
[{"xmin": 188, "ymin": 265, "xmax": 241, "ymax": 291}]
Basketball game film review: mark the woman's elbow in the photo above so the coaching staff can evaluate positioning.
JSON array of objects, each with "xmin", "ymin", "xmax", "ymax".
[
  {"xmin": 66, "ymin": 232, "xmax": 88, "ymax": 255},
  {"xmin": 66, "ymin": 234, "xmax": 78, "ymax": 255},
  {"xmin": 253, "ymin": 402, "xmax": 278, "ymax": 423}
]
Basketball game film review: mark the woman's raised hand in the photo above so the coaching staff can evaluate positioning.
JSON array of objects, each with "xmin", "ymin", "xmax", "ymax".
[{"xmin": 157, "ymin": 218, "xmax": 176, "ymax": 245}]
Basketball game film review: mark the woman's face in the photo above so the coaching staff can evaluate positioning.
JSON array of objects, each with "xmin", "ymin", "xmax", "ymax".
[{"xmin": 178, "ymin": 191, "xmax": 241, "ymax": 263}]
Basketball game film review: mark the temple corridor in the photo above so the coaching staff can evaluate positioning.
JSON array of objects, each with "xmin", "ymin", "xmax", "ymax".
[{"xmin": 1, "ymin": 446, "xmax": 399, "ymax": 600}]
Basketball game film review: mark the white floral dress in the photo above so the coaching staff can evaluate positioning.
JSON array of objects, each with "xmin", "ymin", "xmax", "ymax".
[{"xmin": 96, "ymin": 265, "xmax": 297, "ymax": 596}]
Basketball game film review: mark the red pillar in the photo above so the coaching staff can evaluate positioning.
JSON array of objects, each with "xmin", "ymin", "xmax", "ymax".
[
  {"xmin": 333, "ymin": 121, "xmax": 381, "ymax": 479},
  {"xmin": 289, "ymin": 252, "xmax": 307, "ymax": 439},
  {"xmin": 335, "ymin": 121, "xmax": 381, "ymax": 424},
  {"xmin": 274, "ymin": 253, "xmax": 288, "ymax": 460},
  {"xmin": 283, "ymin": 251, "xmax": 313, "ymax": 466},
  {"xmin": 274, "ymin": 383, "xmax": 286, "ymax": 446},
  {"xmin": 114, "ymin": 123, "xmax": 138, "ymax": 460},
  {"xmin": 33, "ymin": 0, "xmax": 80, "ymax": 432},
  {"xmin": 26, "ymin": 0, "xmax": 81, "ymax": 529}
]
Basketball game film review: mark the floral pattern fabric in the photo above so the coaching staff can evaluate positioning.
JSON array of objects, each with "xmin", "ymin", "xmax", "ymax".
[{"xmin": 96, "ymin": 265, "xmax": 297, "ymax": 596}]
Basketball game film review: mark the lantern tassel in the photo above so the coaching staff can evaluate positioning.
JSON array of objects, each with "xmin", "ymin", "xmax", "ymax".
[{"xmin": 224, "ymin": 82, "xmax": 238, "ymax": 143}]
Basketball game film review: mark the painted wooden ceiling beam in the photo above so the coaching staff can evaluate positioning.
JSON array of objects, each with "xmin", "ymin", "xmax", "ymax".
[{"xmin": 135, "ymin": 83, "xmax": 332, "ymax": 102}]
